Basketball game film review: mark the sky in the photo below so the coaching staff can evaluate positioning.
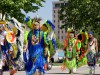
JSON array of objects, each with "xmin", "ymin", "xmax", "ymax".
[{"xmin": 25, "ymin": 0, "xmax": 59, "ymax": 23}]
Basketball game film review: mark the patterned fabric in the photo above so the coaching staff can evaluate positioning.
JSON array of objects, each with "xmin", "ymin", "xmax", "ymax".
[
  {"xmin": 0, "ymin": 35, "xmax": 17, "ymax": 72},
  {"xmin": 64, "ymin": 38, "xmax": 77, "ymax": 70},
  {"xmin": 87, "ymin": 52, "xmax": 96, "ymax": 66},
  {"xmin": 87, "ymin": 38, "xmax": 97, "ymax": 66},
  {"xmin": 25, "ymin": 29, "xmax": 45, "ymax": 75},
  {"xmin": 77, "ymin": 31, "xmax": 88, "ymax": 67},
  {"xmin": 65, "ymin": 58, "xmax": 76, "ymax": 70}
]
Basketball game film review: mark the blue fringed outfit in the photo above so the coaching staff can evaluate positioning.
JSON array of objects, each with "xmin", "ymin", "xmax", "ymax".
[{"xmin": 24, "ymin": 29, "xmax": 45, "ymax": 75}]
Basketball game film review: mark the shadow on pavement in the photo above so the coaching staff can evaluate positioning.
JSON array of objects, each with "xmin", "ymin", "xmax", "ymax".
[
  {"xmin": 47, "ymin": 73, "xmax": 100, "ymax": 75},
  {"xmin": 47, "ymin": 73, "xmax": 80, "ymax": 74},
  {"xmin": 84, "ymin": 74, "xmax": 100, "ymax": 75}
]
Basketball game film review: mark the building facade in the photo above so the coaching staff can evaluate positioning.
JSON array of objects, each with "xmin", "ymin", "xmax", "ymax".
[{"xmin": 52, "ymin": 1, "xmax": 67, "ymax": 43}]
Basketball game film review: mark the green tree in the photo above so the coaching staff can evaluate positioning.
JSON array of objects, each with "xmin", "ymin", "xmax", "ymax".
[
  {"xmin": 59, "ymin": 0, "xmax": 100, "ymax": 47},
  {"xmin": 56, "ymin": 38, "xmax": 64, "ymax": 49},
  {"xmin": 0, "ymin": 0, "xmax": 45, "ymax": 22}
]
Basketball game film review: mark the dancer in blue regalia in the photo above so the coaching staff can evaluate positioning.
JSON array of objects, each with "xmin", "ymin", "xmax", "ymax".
[{"xmin": 23, "ymin": 17, "xmax": 45, "ymax": 75}]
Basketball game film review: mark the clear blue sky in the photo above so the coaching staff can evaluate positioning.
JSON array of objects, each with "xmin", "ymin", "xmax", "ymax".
[{"xmin": 25, "ymin": 0, "xmax": 59, "ymax": 23}]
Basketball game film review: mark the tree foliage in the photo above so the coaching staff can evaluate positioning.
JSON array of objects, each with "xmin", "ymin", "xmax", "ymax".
[
  {"xmin": 0, "ymin": 0, "xmax": 45, "ymax": 22},
  {"xmin": 56, "ymin": 38, "xmax": 64, "ymax": 49},
  {"xmin": 59, "ymin": 0, "xmax": 100, "ymax": 47}
]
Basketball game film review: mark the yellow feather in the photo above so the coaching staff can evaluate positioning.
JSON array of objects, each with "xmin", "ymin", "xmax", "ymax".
[{"xmin": 11, "ymin": 44, "xmax": 18, "ymax": 58}]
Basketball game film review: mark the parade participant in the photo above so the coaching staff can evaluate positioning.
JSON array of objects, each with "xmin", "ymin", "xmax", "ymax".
[
  {"xmin": 23, "ymin": 17, "xmax": 45, "ymax": 75},
  {"xmin": 0, "ymin": 21, "xmax": 17, "ymax": 75},
  {"xmin": 41, "ymin": 20, "xmax": 56, "ymax": 70},
  {"xmin": 0, "ymin": 21, "xmax": 5, "ymax": 75},
  {"xmin": 77, "ymin": 30, "xmax": 88, "ymax": 67},
  {"xmin": 87, "ymin": 31, "xmax": 98, "ymax": 74},
  {"xmin": 61, "ymin": 28, "xmax": 81, "ymax": 74},
  {"xmin": 9, "ymin": 18, "xmax": 28, "ymax": 70}
]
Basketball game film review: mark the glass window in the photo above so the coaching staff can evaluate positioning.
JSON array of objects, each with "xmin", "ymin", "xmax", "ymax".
[
  {"xmin": 58, "ymin": 31, "xmax": 59, "ymax": 33},
  {"xmin": 58, "ymin": 20, "xmax": 59, "ymax": 23},
  {"xmin": 61, "ymin": 3, "xmax": 64, "ymax": 6},
  {"xmin": 54, "ymin": 15, "xmax": 55, "ymax": 18},
  {"xmin": 54, "ymin": 20, "xmax": 55, "ymax": 23},
  {"xmin": 65, "ymin": 3, "xmax": 68, "ymax": 6},
  {"xmin": 54, "ymin": 10, "xmax": 55, "ymax": 13},
  {"xmin": 58, "ymin": 25, "xmax": 60, "ymax": 28},
  {"xmin": 58, "ymin": 36, "xmax": 60, "ymax": 39},
  {"xmin": 55, "ymin": 3, "xmax": 60, "ymax": 8},
  {"xmin": 62, "ymin": 36, "xmax": 63, "ymax": 39},
  {"xmin": 58, "ymin": 10, "xmax": 60, "ymax": 13},
  {"xmin": 62, "ymin": 31, "xmax": 63, "ymax": 33}
]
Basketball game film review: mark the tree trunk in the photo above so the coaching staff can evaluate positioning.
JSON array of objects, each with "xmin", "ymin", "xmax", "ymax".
[
  {"xmin": 0, "ymin": 10, "xmax": 2, "ymax": 19},
  {"xmin": 0, "ymin": 11, "xmax": 6, "ymax": 20},
  {"xmin": 2, "ymin": 13, "xmax": 5, "ymax": 20}
]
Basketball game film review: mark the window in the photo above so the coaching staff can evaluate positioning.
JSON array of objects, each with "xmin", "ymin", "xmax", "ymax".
[
  {"xmin": 58, "ymin": 10, "xmax": 60, "ymax": 14},
  {"xmin": 58, "ymin": 25, "xmax": 59, "ymax": 28},
  {"xmin": 54, "ymin": 10, "xmax": 55, "ymax": 13},
  {"xmin": 58, "ymin": 31, "xmax": 60, "ymax": 33},
  {"xmin": 55, "ymin": 4, "xmax": 60, "ymax": 8},
  {"xmin": 65, "ymin": 3, "xmax": 68, "ymax": 6},
  {"xmin": 54, "ymin": 20, "xmax": 55, "ymax": 23},
  {"xmin": 58, "ymin": 20, "xmax": 59, "ymax": 23},
  {"xmin": 58, "ymin": 36, "xmax": 60, "ymax": 39},
  {"xmin": 62, "ymin": 31, "xmax": 63, "ymax": 33},
  {"xmin": 62, "ymin": 36, "xmax": 63, "ymax": 39},
  {"xmin": 61, "ymin": 3, "xmax": 64, "ymax": 6},
  {"xmin": 54, "ymin": 15, "xmax": 55, "ymax": 18},
  {"xmin": 65, "ymin": 30, "xmax": 67, "ymax": 33}
]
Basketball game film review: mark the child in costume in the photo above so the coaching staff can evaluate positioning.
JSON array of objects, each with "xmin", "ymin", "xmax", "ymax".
[
  {"xmin": 23, "ymin": 17, "xmax": 46, "ymax": 75},
  {"xmin": 61, "ymin": 28, "xmax": 81, "ymax": 74},
  {"xmin": 87, "ymin": 31, "xmax": 98, "ymax": 74}
]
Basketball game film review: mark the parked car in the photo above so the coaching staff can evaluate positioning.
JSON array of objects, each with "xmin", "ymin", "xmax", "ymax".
[{"xmin": 51, "ymin": 50, "xmax": 65, "ymax": 63}]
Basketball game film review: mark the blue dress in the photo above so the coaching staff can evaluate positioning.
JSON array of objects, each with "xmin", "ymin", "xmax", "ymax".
[{"xmin": 25, "ymin": 29, "xmax": 45, "ymax": 75}]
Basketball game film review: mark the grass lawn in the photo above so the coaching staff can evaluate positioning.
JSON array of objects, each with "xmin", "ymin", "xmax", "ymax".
[{"xmin": 53, "ymin": 63, "xmax": 62, "ymax": 66}]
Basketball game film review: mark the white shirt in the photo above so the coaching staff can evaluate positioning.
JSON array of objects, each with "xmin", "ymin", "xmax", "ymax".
[{"xmin": 88, "ymin": 38, "xmax": 97, "ymax": 54}]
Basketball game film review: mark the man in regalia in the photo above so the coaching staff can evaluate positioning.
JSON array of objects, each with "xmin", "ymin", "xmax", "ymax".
[
  {"xmin": 61, "ymin": 28, "xmax": 81, "ymax": 74},
  {"xmin": 23, "ymin": 18, "xmax": 46, "ymax": 75}
]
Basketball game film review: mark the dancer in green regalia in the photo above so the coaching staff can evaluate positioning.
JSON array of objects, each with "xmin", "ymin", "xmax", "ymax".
[{"xmin": 61, "ymin": 28, "xmax": 81, "ymax": 74}]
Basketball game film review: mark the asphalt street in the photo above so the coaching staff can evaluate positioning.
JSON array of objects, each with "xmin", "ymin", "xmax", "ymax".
[{"xmin": 3, "ymin": 64, "xmax": 100, "ymax": 75}]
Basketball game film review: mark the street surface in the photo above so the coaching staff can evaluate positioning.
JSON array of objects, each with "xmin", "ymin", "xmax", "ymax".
[{"xmin": 3, "ymin": 64, "xmax": 100, "ymax": 75}]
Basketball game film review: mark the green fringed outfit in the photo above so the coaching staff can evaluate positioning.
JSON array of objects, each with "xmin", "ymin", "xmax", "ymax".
[
  {"xmin": 63, "ymin": 28, "xmax": 81, "ymax": 73},
  {"xmin": 64, "ymin": 38, "xmax": 80, "ymax": 71},
  {"xmin": 77, "ymin": 30, "xmax": 88, "ymax": 67}
]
